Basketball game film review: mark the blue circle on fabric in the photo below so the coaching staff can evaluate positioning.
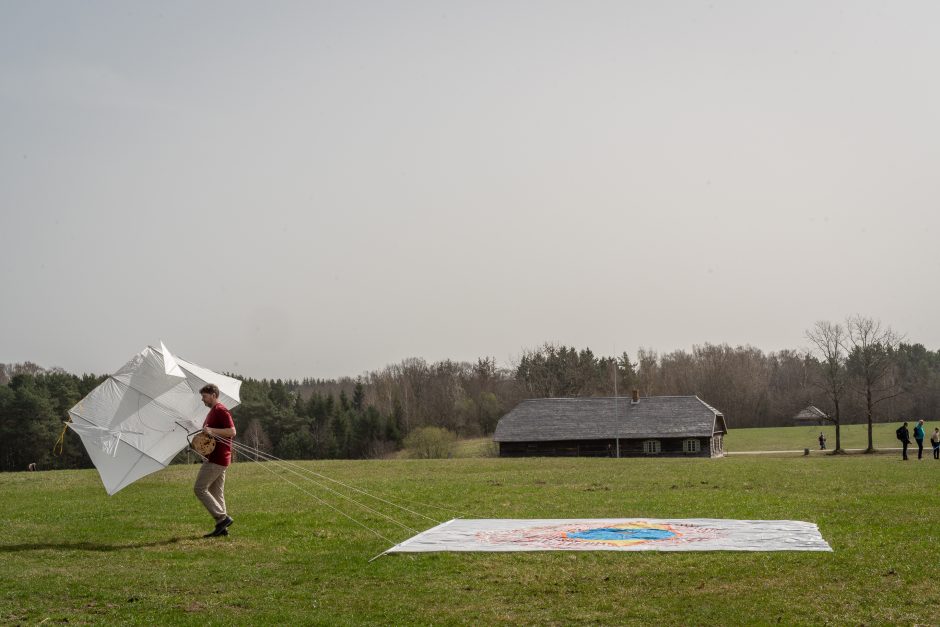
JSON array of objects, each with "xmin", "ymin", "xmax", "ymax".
[{"xmin": 568, "ymin": 527, "xmax": 677, "ymax": 541}]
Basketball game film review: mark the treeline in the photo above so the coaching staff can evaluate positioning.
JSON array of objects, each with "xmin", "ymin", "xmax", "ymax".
[
  {"xmin": 3, "ymin": 328, "xmax": 940, "ymax": 471},
  {"xmin": 0, "ymin": 365, "xmax": 103, "ymax": 472}
]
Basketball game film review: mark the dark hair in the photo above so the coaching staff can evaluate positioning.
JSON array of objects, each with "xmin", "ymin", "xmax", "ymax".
[{"xmin": 200, "ymin": 383, "xmax": 220, "ymax": 396}]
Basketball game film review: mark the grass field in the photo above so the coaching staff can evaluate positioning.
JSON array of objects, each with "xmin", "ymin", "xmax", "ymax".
[
  {"xmin": 3, "ymin": 452, "xmax": 939, "ymax": 625},
  {"xmin": 726, "ymin": 421, "xmax": 913, "ymax": 453},
  {"xmin": 453, "ymin": 437, "xmax": 498, "ymax": 458}
]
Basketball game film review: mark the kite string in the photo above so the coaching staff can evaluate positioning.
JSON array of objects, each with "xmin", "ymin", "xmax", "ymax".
[
  {"xmin": 224, "ymin": 438, "xmax": 453, "ymax": 523},
  {"xmin": 232, "ymin": 443, "xmax": 435, "ymax": 523},
  {"xmin": 242, "ymin": 448, "xmax": 399, "ymax": 546},
  {"xmin": 221, "ymin": 438, "xmax": 421, "ymax": 534},
  {"xmin": 214, "ymin": 433, "xmax": 468, "ymax": 520}
]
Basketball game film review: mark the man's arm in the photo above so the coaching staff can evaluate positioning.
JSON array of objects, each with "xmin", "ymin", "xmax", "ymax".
[
  {"xmin": 204, "ymin": 425, "xmax": 236, "ymax": 438},
  {"xmin": 204, "ymin": 410, "xmax": 236, "ymax": 438}
]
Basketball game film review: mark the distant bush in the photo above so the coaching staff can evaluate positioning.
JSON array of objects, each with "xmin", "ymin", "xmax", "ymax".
[{"xmin": 404, "ymin": 427, "xmax": 457, "ymax": 459}]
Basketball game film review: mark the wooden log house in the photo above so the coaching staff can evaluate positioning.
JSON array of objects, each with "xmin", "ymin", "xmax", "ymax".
[{"xmin": 494, "ymin": 391, "xmax": 727, "ymax": 458}]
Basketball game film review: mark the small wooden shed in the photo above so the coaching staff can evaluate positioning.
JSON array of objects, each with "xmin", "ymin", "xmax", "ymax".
[
  {"xmin": 792, "ymin": 405, "xmax": 829, "ymax": 427},
  {"xmin": 493, "ymin": 394, "xmax": 727, "ymax": 458}
]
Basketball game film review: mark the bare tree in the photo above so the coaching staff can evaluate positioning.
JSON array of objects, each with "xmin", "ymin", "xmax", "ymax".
[
  {"xmin": 844, "ymin": 315, "xmax": 904, "ymax": 453},
  {"xmin": 636, "ymin": 348, "xmax": 659, "ymax": 397},
  {"xmin": 806, "ymin": 321, "xmax": 849, "ymax": 453},
  {"xmin": 766, "ymin": 349, "xmax": 814, "ymax": 426},
  {"xmin": 242, "ymin": 419, "xmax": 272, "ymax": 461}
]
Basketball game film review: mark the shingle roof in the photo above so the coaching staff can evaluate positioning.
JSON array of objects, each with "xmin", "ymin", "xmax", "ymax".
[
  {"xmin": 793, "ymin": 405, "xmax": 828, "ymax": 420},
  {"xmin": 493, "ymin": 396, "xmax": 726, "ymax": 442}
]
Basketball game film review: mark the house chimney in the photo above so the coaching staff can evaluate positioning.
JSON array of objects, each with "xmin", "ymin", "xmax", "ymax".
[{"xmin": 631, "ymin": 389, "xmax": 639, "ymax": 404}]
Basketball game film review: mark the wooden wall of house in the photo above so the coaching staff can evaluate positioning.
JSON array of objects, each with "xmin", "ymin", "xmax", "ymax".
[
  {"xmin": 499, "ymin": 437, "xmax": 717, "ymax": 458},
  {"xmin": 616, "ymin": 437, "xmax": 713, "ymax": 458},
  {"xmin": 711, "ymin": 433, "xmax": 724, "ymax": 457},
  {"xmin": 498, "ymin": 439, "xmax": 616, "ymax": 457}
]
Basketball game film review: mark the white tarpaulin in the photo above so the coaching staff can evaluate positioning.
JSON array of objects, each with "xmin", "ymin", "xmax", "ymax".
[
  {"xmin": 67, "ymin": 343, "xmax": 241, "ymax": 495},
  {"xmin": 385, "ymin": 518, "xmax": 832, "ymax": 553}
]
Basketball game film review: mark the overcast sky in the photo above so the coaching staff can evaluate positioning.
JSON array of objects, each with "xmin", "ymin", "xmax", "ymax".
[{"xmin": 2, "ymin": 1, "xmax": 938, "ymax": 380}]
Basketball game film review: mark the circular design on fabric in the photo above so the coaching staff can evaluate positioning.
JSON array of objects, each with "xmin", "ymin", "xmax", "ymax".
[
  {"xmin": 565, "ymin": 523, "xmax": 677, "ymax": 545},
  {"xmin": 475, "ymin": 520, "xmax": 693, "ymax": 549}
]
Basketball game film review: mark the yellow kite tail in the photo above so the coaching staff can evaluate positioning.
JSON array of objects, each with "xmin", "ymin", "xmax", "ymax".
[{"xmin": 53, "ymin": 417, "xmax": 72, "ymax": 456}]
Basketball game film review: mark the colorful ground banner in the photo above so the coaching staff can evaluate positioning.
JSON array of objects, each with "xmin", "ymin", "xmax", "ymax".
[{"xmin": 385, "ymin": 518, "xmax": 832, "ymax": 553}]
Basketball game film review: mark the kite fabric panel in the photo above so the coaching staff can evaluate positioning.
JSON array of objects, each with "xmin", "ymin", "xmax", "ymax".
[
  {"xmin": 385, "ymin": 518, "xmax": 832, "ymax": 553},
  {"xmin": 66, "ymin": 343, "xmax": 243, "ymax": 496}
]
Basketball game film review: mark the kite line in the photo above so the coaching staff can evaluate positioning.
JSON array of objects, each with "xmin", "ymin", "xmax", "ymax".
[{"xmin": 200, "ymin": 432, "xmax": 465, "ymax": 546}]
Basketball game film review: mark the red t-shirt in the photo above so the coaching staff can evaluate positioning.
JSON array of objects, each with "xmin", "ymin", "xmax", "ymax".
[{"xmin": 204, "ymin": 402, "xmax": 235, "ymax": 466}]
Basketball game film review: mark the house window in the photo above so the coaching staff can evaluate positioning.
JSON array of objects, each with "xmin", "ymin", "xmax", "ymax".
[
  {"xmin": 643, "ymin": 440, "xmax": 661, "ymax": 454},
  {"xmin": 683, "ymin": 439, "xmax": 701, "ymax": 454}
]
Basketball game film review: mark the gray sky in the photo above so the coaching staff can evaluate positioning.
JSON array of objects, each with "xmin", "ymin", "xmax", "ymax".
[{"xmin": 2, "ymin": 1, "xmax": 938, "ymax": 380}]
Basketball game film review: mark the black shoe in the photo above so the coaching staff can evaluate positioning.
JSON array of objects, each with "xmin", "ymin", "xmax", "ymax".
[
  {"xmin": 203, "ymin": 516, "xmax": 234, "ymax": 538},
  {"xmin": 202, "ymin": 528, "xmax": 229, "ymax": 538}
]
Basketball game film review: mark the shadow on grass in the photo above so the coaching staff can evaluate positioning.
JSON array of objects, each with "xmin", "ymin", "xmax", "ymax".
[{"xmin": 0, "ymin": 536, "xmax": 194, "ymax": 553}]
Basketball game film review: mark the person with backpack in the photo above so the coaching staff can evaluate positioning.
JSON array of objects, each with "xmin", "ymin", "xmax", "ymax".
[
  {"xmin": 931, "ymin": 427, "xmax": 940, "ymax": 460},
  {"xmin": 914, "ymin": 419, "xmax": 927, "ymax": 460},
  {"xmin": 897, "ymin": 422, "xmax": 911, "ymax": 460}
]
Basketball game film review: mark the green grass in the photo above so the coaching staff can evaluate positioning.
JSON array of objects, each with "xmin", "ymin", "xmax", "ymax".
[
  {"xmin": 2, "ymin": 454, "xmax": 940, "ymax": 625},
  {"xmin": 726, "ymin": 421, "xmax": 917, "ymax": 452},
  {"xmin": 453, "ymin": 437, "xmax": 498, "ymax": 458}
]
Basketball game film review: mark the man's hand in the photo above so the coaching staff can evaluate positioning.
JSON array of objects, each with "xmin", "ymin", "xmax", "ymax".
[{"xmin": 203, "ymin": 426, "xmax": 213, "ymax": 436}]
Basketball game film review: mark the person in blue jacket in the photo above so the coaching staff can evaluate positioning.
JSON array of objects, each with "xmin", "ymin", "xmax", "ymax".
[{"xmin": 913, "ymin": 419, "xmax": 926, "ymax": 460}]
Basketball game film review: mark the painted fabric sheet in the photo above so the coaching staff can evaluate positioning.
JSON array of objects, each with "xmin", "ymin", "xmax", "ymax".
[{"xmin": 387, "ymin": 518, "xmax": 832, "ymax": 553}]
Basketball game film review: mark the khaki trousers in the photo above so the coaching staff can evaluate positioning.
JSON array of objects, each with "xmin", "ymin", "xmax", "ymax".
[{"xmin": 194, "ymin": 462, "xmax": 227, "ymax": 522}]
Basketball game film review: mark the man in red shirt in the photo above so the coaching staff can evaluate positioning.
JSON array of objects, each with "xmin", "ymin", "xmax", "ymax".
[{"xmin": 194, "ymin": 383, "xmax": 237, "ymax": 537}]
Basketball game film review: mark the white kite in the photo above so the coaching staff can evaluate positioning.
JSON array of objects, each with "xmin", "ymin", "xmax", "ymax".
[{"xmin": 67, "ymin": 343, "xmax": 241, "ymax": 495}]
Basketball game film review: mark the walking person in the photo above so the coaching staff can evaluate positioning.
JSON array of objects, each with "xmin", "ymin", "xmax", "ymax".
[
  {"xmin": 931, "ymin": 427, "xmax": 940, "ymax": 460},
  {"xmin": 194, "ymin": 383, "xmax": 236, "ymax": 537},
  {"xmin": 818, "ymin": 431, "xmax": 827, "ymax": 450},
  {"xmin": 914, "ymin": 419, "xmax": 926, "ymax": 460},
  {"xmin": 896, "ymin": 422, "xmax": 911, "ymax": 461}
]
